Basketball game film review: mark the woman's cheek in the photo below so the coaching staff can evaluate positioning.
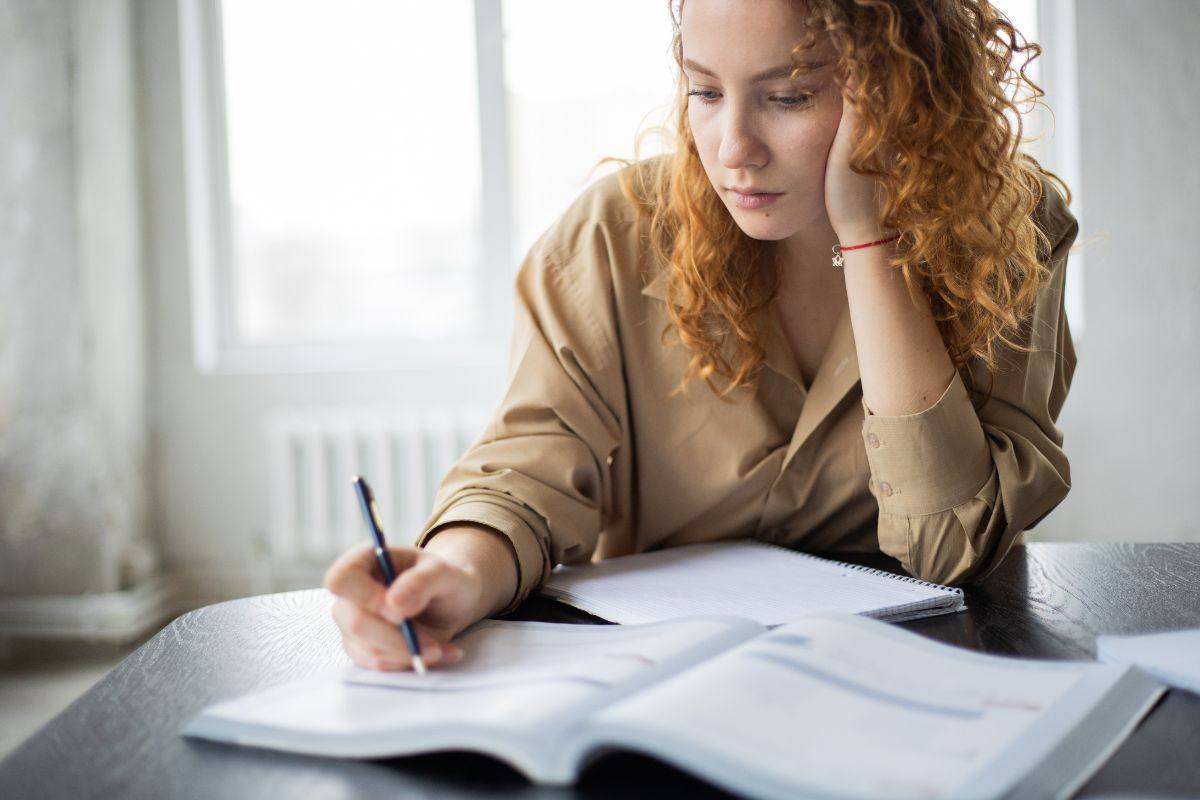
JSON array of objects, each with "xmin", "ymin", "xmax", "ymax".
[
  {"xmin": 688, "ymin": 114, "xmax": 720, "ymax": 165},
  {"xmin": 786, "ymin": 114, "xmax": 841, "ymax": 162}
]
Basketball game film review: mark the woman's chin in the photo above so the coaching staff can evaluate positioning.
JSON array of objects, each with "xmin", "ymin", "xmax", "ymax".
[{"xmin": 729, "ymin": 214, "xmax": 795, "ymax": 242}]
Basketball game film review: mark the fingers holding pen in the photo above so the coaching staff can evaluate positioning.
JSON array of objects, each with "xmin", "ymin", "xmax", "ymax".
[
  {"xmin": 383, "ymin": 555, "xmax": 461, "ymax": 620},
  {"xmin": 344, "ymin": 636, "xmax": 461, "ymax": 672},
  {"xmin": 332, "ymin": 598, "xmax": 463, "ymax": 670},
  {"xmin": 333, "ymin": 478, "xmax": 480, "ymax": 672},
  {"xmin": 323, "ymin": 542, "xmax": 417, "ymax": 620}
]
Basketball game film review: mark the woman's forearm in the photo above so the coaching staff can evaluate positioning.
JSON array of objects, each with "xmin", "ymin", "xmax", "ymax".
[{"xmin": 841, "ymin": 242, "xmax": 958, "ymax": 416}]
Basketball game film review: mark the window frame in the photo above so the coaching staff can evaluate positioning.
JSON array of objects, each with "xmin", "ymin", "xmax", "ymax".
[
  {"xmin": 1035, "ymin": 0, "xmax": 1086, "ymax": 340},
  {"xmin": 177, "ymin": 0, "xmax": 512, "ymax": 374}
]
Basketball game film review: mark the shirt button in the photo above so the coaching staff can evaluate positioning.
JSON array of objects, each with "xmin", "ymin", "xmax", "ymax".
[
  {"xmin": 867, "ymin": 433, "xmax": 881, "ymax": 448},
  {"xmin": 879, "ymin": 481, "xmax": 893, "ymax": 497},
  {"xmin": 606, "ymin": 454, "xmax": 615, "ymax": 465}
]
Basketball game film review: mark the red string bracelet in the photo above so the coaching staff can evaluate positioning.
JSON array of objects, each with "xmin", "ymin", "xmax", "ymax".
[{"xmin": 831, "ymin": 233, "xmax": 901, "ymax": 269}]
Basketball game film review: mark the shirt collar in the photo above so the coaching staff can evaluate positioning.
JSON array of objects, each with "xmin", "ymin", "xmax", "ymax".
[{"xmin": 642, "ymin": 267, "xmax": 862, "ymax": 460}]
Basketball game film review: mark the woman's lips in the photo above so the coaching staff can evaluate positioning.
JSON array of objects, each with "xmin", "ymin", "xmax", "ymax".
[{"xmin": 729, "ymin": 189, "xmax": 783, "ymax": 210}]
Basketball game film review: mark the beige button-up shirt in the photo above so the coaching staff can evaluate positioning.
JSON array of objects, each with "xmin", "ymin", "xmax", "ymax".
[{"xmin": 418, "ymin": 158, "xmax": 1079, "ymax": 615}]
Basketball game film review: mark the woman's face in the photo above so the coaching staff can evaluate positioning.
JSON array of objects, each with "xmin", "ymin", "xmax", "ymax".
[{"xmin": 680, "ymin": 0, "xmax": 844, "ymax": 243}]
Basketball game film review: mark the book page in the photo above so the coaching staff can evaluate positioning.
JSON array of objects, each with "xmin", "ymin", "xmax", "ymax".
[
  {"xmin": 188, "ymin": 671, "xmax": 593, "ymax": 747},
  {"xmin": 540, "ymin": 540, "xmax": 962, "ymax": 625},
  {"xmin": 591, "ymin": 614, "xmax": 1118, "ymax": 799}
]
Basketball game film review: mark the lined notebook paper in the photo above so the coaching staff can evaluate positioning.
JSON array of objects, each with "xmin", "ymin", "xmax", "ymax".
[{"xmin": 539, "ymin": 540, "xmax": 965, "ymax": 625}]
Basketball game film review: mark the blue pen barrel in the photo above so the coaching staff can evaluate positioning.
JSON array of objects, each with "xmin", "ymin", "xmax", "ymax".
[
  {"xmin": 373, "ymin": 546, "xmax": 398, "ymax": 585},
  {"xmin": 353, "ymin": 474, "xmax": 424, "ymax": 667}
]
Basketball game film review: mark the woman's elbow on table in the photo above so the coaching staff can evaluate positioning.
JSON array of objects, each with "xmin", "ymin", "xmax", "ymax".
[{"xmin": 876, "ymin": 465, "xmax": 1071, "ymax": 586}]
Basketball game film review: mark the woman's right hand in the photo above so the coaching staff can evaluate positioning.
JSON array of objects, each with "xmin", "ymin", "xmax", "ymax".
[{"xmin": 323, "ymin": 524, "xmax": 518, "ymax": 671}]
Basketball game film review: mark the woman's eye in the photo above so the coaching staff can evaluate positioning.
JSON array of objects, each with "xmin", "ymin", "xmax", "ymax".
[
  {"xmin": 774, "ymin": 93, "xmax": 815, "ymax": 108},
  {"xmin": 686, "ymin": 90, "xmax": 814, "ymax": 110}
]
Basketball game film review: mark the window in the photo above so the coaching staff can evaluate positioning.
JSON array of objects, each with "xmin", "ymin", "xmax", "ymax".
[
  {"xmin": 220, "ymin": 1, "xmax": 484, "ymax": 345},
  {"xmin": 997, "ymin": 0, "xmax": 1086, "ymax": 337},
  {"xmin": 182, "ymin": 0, "xmax": 674, "ymax": 373},
  {"xmin": 501, "ymin": 1, "xmax": 675, "ymax": 268}
]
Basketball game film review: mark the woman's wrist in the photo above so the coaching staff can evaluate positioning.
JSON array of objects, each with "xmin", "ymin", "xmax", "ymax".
[{"xmin": 422, "ymin": 523, "xmax": 520, "ymax": 621}]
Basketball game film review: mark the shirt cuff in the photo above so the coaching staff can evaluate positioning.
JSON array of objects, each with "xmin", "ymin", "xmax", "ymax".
[
  {"xmin": 860, "ymin": 370, "xmax": 993, "ymax": 517},
  {"xmin": 416, "ymin": 498, "xmax": 547, "ymax": 616}
]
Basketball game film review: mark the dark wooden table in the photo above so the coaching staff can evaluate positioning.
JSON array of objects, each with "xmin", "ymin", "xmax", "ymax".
[{"xmin": 3, "ymin": 543, "xmax": 1199, "ymax": 799}]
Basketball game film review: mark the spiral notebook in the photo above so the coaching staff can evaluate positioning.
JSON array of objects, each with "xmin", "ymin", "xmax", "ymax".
[{"xmin": 539, "ymin": 539, "xmax": 965, "ymax": 625}]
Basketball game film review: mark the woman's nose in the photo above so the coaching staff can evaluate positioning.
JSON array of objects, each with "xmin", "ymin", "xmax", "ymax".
[{"xmin": 718, "ymin": 109, "xmax": 768, "ymax": 171}]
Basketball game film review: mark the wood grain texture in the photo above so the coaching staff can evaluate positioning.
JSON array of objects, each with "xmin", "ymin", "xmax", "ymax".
[{"xmin": 1, "ymin": 543, "xmax": 1197, "ymax": 799}]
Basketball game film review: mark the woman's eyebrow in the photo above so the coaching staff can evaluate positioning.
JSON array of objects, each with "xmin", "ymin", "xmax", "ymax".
[{"xmin": 682, "ymin": 58, "xmax": 831, "ymax": 82}]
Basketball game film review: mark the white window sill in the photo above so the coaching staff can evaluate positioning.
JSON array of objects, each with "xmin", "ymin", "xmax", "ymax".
[{"xmin": 194, "ymin": 338, "xmax": 509, "ymax": 376}]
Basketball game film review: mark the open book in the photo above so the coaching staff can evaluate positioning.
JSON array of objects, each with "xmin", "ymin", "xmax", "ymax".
[
  {"xmin": 183, "ymin": 613, "xmax": 1162, "ymax": 800},
  {"xmin": 539, "ymin": 539, "xmax": 966, "ymax": 624}
]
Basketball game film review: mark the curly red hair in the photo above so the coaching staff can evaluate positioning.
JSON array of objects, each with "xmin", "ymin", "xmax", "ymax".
[{"xmin": 595, "ymin": 0, "xmax": 1073, "ymax": 403}]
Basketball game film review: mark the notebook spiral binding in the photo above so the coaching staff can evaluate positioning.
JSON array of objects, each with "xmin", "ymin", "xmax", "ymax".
[
  {"xmin": 834, "ymin": 560, "xmax": 964, "ymax": 595},
  {"xmin": 753, "ymin": 539, "xmax": 964, "ymax": 596}
]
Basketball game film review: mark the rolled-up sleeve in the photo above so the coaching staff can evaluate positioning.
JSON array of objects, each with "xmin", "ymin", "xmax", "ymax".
[
  {"xmin": 860, "ymin": 188, "xmax": 1080, "ymax": 585},
  {"xmin": 414, "ymin": 219, "xmax": 626, "ymax": 614}
]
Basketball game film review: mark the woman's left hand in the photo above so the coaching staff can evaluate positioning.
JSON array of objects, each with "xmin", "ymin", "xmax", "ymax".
[{"xmin": 824, "ymin": 80, "xmax": 892, "ymax": 246}]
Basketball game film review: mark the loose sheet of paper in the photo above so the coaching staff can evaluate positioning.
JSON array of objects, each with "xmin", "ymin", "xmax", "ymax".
[
  {"xmin": 541, "ymin": 540, "xmax": 961, "ymax": 625},
  {"xmin": 1097, "ymin": 627, "xmax": 1200, "ymax": 694},
  {"xmin": 344, "ymin": 617, "xmax": 740, "ymax": 691}
]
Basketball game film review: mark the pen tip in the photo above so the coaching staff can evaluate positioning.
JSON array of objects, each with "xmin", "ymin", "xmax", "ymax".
[{"xmin": 411, "ymin": 655, "xmax": 428, "ymax": 675}]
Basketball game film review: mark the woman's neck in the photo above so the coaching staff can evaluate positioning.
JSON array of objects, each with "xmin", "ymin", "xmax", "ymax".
[{"xmin": 774, "ymin": 219, "xmax": 843, "ymax": 298}]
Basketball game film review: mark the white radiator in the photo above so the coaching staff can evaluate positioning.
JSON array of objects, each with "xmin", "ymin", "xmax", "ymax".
[{"xmin": 266, "ymin": 408, "xmax": 491, "ymax": 562}]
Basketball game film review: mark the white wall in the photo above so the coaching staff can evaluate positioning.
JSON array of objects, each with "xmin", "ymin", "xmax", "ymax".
[
  {"xmin": 0, "ymin": 0, "xmax": 153, "ymax": 595},
  {"xmin": 1035, "ymin": 0, "xmax": 1200, "ymax": 542}
]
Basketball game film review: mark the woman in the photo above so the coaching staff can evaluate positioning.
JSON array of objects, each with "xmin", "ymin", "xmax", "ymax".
[{"xmin": 325, "ymin": 0, "xmax": 1078, "ymax": 671}]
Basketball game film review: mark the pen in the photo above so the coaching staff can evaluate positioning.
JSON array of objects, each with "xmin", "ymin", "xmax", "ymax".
[{"xmin": 351, "ymin": 475, "xmax": 427, "ymax": 675}]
